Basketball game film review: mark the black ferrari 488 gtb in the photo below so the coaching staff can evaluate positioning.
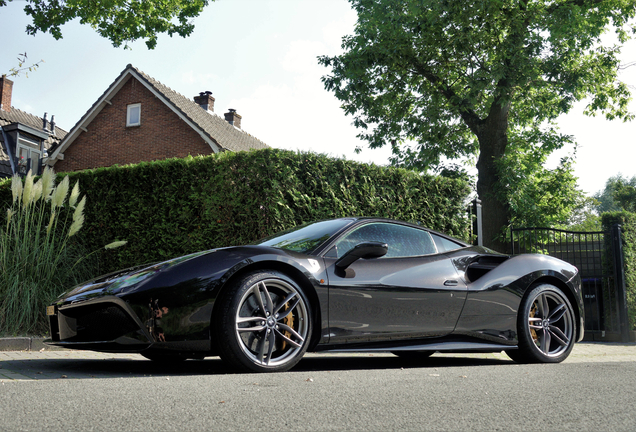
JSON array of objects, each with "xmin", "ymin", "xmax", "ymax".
[{"xmin": 46, "ymin": 217, "xmax": 583, "ymax": 372}]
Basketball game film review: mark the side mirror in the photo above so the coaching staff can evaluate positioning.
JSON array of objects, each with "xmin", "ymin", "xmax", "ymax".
[{"xmin": 335, "ymin": 241, "xmax": 388, "ymax": 270}]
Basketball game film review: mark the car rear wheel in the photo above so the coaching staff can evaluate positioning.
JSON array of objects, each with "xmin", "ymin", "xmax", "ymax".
[
  {"xmin": 215, "ymin": 271, "xmax": 312, "ymax": 372},
  {"xmin": 508, "ymin": 284, "xmax": 575, "ymax": 363}
]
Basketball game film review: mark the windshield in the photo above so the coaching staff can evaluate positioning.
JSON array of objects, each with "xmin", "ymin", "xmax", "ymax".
[{"xmin": 255, "ymin": 219, "xmax": 354, "ymax": 254}]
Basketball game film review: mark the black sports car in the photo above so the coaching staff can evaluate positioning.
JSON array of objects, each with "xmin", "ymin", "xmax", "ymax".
[{"xmin": 45, "ymin": 217, "xmax": 583, "ymax": 372}]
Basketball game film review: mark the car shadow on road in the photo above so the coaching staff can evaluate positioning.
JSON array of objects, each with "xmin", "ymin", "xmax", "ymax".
[
  {"xmin": 294, "ymin": 354, "xmax": 513, "ymax": 372},
  {"xmin": 1, "ymin": 352, "xmax": 513, "ymax": 380}
]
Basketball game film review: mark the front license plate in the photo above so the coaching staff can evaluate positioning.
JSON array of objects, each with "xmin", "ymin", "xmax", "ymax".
[{"xmin": 46, "ymin": 305, "xmax": 56, "ymax": 316}]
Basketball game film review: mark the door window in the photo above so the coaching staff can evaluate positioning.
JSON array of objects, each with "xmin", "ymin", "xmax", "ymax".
[{"xmin": 334, "ymin": 222, "xmax": 437, "ymax": 258}]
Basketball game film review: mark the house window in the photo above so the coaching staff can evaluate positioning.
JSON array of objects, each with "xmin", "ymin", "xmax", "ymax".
[
  {"xmin": 127, "ymin": 103, "xmax": 141, "ymax": 127},
  {"xmin": 17, "ymin": 136, "xmax": 42, "ymax": 175}
]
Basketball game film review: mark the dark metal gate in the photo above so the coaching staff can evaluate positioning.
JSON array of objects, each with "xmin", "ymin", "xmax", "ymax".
[{"xmin": 510, "ymin": 225, "xmax": 631, "ymax": 342}]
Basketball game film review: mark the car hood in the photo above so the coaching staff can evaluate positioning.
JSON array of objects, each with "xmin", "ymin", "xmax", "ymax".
[{"xmin": 55, "ymin": 250, "xmax": 215, "ymax": 305}]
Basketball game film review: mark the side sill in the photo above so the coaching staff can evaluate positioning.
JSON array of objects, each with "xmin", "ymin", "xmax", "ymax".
[{"xmin": 322, "ymin": 341, "xmax": 517, "ymax": 353}]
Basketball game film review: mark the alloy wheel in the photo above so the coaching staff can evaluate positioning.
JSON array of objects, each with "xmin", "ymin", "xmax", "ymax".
[{"xmin": 234, "ymin": 278, "xmax": 310, "ymax": 367}]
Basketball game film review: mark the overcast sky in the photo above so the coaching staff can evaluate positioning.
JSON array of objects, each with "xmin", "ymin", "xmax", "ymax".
[{"xmin": 2, "ymin": 0, "xmax": 635, "ymax": 196}]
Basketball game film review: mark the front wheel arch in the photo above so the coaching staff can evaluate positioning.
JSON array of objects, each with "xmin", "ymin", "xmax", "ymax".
[
  {"xmin": 210, "ymin": 261, "xmax": 322, "ymax": 353},
  {"xmin": 214, "ymin": 270, "xmax": 313, "ymax": 372}
]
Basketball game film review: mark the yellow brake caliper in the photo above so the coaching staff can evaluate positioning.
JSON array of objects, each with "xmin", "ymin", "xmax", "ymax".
[
  {"xmin": 280, "ymin": 302, "xmax": 294, "ymax": 350},
  {"xmin": 530, "ymin": 304, "xmax": 538, "ymax": 343}
]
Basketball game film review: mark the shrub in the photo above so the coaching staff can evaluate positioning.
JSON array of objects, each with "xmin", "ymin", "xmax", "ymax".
[
  {"xmin": 602, "ymin": 212, "xmax": 636, "ymax": 330},
  {"xmin": 51, "ymin": 149, "xmax": 471, "ymax": 273}
]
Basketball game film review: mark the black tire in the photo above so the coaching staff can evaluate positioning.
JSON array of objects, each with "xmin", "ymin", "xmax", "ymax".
[
  {"xmin": 215, "ymin": 271, "xmax": 312, "ymax": 373},
  {"xmin": 391, "ymin": 351, "xmax": 434, "ymax": 360},
  {"xmin": 509, "ymin": 284, "xmax": 576, "ymax": 364}
]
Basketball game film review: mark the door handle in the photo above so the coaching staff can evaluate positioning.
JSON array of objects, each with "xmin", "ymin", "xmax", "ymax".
[{"xmin": 444, "ymin": 280, "xmax": 458, "ymax": 286}]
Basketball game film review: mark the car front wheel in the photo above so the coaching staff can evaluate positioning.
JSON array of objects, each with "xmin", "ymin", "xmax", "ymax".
[
  {"xmin": 216, "ymin": 271, "xmax": 312, "ymax": 372},
  {"xmin": 508, "ymin": 284, "xmax": 576, "ymax": 363}
]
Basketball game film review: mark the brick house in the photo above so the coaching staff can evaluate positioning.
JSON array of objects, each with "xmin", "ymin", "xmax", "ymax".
[
  {"xmin": 0, "ymin": 75, "xmax": 66, "ymax": 178},
  {"xmin": 48, "ymin": 64, "xmax": 268, "ymax": 172}
]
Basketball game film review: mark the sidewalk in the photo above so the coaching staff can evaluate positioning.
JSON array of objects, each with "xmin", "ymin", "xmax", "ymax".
[{"xmin": 0, "ymin": 337, "xmax": 65, "ymax": 352}]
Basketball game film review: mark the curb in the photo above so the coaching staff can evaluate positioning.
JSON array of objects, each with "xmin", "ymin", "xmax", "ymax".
[{"xmin": 0, "ymin": 337, "xmax": 66, "ymax": 352}]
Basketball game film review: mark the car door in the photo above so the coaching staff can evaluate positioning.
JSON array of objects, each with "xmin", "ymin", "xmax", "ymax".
[{"xmin": 323, "ymin": 222, "xmax": 467, "ymax": 344}]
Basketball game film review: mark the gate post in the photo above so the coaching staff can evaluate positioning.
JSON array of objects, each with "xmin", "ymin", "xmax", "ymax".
[
  {"xmin": 611, "ymin": 224, "xmax": 631, "ymax": 342},
  {"xmin": 473, "ymin": 198, "xmax": 483, "ymax": 247}
]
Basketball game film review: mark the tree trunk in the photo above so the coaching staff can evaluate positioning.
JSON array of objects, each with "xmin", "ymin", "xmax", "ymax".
[{"xmin": 475, "ymin": 101, "xmax": 511, "ymax": 253}]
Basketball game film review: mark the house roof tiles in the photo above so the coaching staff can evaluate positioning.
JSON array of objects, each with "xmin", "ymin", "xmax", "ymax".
[{"xmin": 130, "ymin": 66, "xmax": 268, "ymax": 152}]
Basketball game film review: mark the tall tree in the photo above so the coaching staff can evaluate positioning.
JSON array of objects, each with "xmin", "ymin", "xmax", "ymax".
[
  {"xmin": 320, "ymin": 0, "xmax": 635, "ymax": 251},
  {"xmin": 2, "ymin": 0, "xmax": 211, "ymax": 49},
  {"xmin": 594, "ymin": 174, "xmax": 636, "ymax": 213}
]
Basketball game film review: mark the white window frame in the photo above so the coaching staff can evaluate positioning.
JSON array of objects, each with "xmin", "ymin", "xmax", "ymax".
[
  {"xmin": 126, "ymin": 103, "xmax": 141, "ymax": 127},
  {"xmin": 17, "ymin": 136, "xmax": 43, "ymax": 174}
]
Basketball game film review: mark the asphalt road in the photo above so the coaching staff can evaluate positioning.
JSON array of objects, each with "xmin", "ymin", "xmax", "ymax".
[{"xmin": 1, "ymin": 345, "xmax": 636, "ymax": 431}]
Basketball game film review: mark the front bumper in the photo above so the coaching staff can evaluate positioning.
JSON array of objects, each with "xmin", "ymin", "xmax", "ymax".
[{"xmin": 45, "ymin": 296, "xmax": 153, "ymax": 352}]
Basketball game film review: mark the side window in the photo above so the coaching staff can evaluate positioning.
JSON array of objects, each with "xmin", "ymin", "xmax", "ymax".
[
  {"xmin": 334, "ymin": 223, "xmax": 437, "ymax": 258},
  {"xmin": 127, "ymin": 103, "xmax": 141, "ymax": 127},
  {"xmin": 431, "ymin": 233, "xmax": 463, "ymax": 252}
]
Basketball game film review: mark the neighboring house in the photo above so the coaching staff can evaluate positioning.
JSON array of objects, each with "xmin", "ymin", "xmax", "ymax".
[
  {"xmin": 0, "ymin": 75, "xmax": 67, "ymax": 178},
  {"xmin": 48, "ymin": 64, "xmax": 268, "ymax": 172}
]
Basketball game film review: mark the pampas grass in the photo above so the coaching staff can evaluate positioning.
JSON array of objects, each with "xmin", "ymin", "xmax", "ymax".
[{"xmin": 0, "ymin": 168, "xmax": 124, "ymax": 335}]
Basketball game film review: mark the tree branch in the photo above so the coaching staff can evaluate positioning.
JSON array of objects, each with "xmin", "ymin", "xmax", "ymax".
[{"xmin": 412, "ymin": 63, "xmax": 484, "ymax": 134}]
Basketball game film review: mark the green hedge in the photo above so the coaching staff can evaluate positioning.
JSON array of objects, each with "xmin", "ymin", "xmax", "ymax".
[
  {"xmin": 0, "ymin": 149, "xmax": 470, "ymax": 275},
  {"xmin": 602, "ymin": 212, "xmax": 636, "ymax": 330}
]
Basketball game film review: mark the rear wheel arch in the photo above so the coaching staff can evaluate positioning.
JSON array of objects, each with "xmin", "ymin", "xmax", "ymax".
[
  {"xmin": 210, "ymin": 260, "xmax": 322, "ymax": 352},
  {"xmin": 509, "ymin": 282, "xmax": 577, "ymax": 363}
]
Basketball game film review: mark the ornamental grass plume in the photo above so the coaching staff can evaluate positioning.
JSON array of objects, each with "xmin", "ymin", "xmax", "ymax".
[
  {"xmin": 69, "ymin": 180, "xmax": 80, "ymax": 207},
  {"xmin": 11, "ymin": 174, "xmax": 22, "ymax": 204},
  {"xmin": 0, "ymin": 168, "xmax": 125, "ymax": 335}
]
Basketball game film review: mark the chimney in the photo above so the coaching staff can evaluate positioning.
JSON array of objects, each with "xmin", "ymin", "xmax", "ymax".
[
  {"xmin": 42, "ymin": 112, "xmax": 48, "ymax": 131},
  {"xmin": 0, "ymin": 74, "xmax": 13, "ymax": 113},
  {"xmin": 50, "ymin": 115, "xmax": 56, "ymax": 136},
  {"xmin": 224, "ymin": 109, "xmax": 242, "ymax": 129},
  {"xmin": 194, "ymin": 91, "xmax": 215, "ymax": 112}
]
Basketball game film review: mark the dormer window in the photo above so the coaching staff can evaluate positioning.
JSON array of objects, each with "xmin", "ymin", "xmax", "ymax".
[
  {"xmin": 126, "ymin": 103, "xmax": 141, "ymax": 127},
  {"xmin": 17, "ymin": 135, "xmax": 42, "ymax": 175},
  {"xmin": 1, "ymin": 122, "xmax": 47, "ymax": 176}
]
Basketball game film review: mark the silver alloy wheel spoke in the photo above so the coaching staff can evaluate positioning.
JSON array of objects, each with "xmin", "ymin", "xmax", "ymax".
[
  {"xmin": 549, "ymin": 325, "xmax": 569, "ymax": 346},
  {"xmin": 275, "ymin": 329, "xmax": 302, "ymax": 348},
  {"xmin": 540, "ymin": 327, "xmax": 551, "ymax": 354},
  {"xmin": 276, "ymin": 297, "xmax": 300, "ymax": 320},
  {"xmin": 265, "ymin": 331, "xmax": 276, "ymax": 365},
  {"xmin": 539, "ymin": 294, "xmax": 550, "ymax": 319},
  {"xmin": 548, "ymin": 304, "xmax": 567, "ymax": 323},
  {"xmin": 261, "ymin": 281, "xmax": 274, "ymax": 315},
  {"xmin": 258, "ymin": 331, "xmax": 268, "ymax": 364},
  {"xmin": 274, "ymin": 292, "xmax": 298, "ymax": 315},
  {"xmin": 237, "ymin": 316, "xmax": 265, "ymax": 324},
  {"xmin": 237, "ymin": 325, "xmax": 266, "ymax": 333},
  {"xmin": 252, "ymin": 284, "xmax": 266, "ymax": 315},
  {"xmin": 277, "ymin": 323, "xmax": 304, "ymax": 343}
]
